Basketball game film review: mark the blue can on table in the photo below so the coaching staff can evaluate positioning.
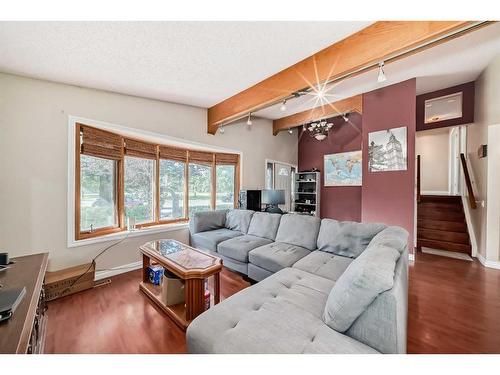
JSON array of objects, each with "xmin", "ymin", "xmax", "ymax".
[{"xmin": 147, "ymin": 265, "xmax": 164, "ymax": 285}]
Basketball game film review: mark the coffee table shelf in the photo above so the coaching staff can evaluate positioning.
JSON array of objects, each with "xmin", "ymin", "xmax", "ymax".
[{"xmin": 139, "ymin": 239, "xmax": 222, "ymax": 330}]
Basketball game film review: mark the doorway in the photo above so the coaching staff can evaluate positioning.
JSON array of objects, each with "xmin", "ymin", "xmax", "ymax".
[{"xmin": 265, "ymin": 159, "xmax": 297, "ymax": 212}]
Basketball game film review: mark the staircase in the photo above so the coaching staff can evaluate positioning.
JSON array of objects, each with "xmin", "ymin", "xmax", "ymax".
[{"xmin": 417, "ymin": 195, "xmax": 471, "ymax": 255}]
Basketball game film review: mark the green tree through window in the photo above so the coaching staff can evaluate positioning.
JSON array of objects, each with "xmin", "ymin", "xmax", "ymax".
[{"xmin": 160, "ymin": 159, "xmax": 185, "ymax": 220}]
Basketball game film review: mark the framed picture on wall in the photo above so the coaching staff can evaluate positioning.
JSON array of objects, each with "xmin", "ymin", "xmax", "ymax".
[
  {"xmin": 368, "ymin": 126, "xmax": 407, "ymax": 172},
  {"xmin": 324, "ymin": 150, "xmax": 362, "ymax": 186}
]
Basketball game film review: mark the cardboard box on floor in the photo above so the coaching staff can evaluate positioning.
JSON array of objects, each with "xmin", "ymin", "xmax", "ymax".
[{"xmin": 45, "ymin": 263, "xmax": 95, "ymax": 301}]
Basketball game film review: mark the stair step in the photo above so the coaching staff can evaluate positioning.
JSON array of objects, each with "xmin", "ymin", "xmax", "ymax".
[
  {"xmin": 417, "ymin": 219, "xmax": 468, "ymax": 233},
  {"xmin": 417, "ymin": 238, "xmax": 471, "ymax": 254},
  {"xmin": 418, "ymin": 202, "xmax": 463, "ymax": 212},
  {"xmin": 420, "ymin": 195, "xmax": 462, "ymax": 203},
  {"xmin": 418, "ymin": 209, "xmax": 465, "ymax": 222},
  {"xmin": 418, "ymin": 228, "xmax": 470, "ymax": 244}
]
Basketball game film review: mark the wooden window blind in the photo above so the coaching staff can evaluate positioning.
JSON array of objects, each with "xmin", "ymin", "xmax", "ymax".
[
  {"xmin": 124, "ymin": 138, "xmax": 157, "ymax": 159},
  {"xmin": 188, "ymin": 150, "xmax": 214, "ymax": 164},
  {"xmin": 159, "ymin": 146, "xmax": 188, "ymax": 162},
  {"xmin": 215, "ymin": 153, "xmax": 239, "ymax": 165},
  {"xmin": 80, "ymin": 124, "xmax": 122, "ymax": 160}
]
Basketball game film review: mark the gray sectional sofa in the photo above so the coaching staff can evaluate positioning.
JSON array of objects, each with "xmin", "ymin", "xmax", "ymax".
[{"xmin": 187, "ymin": 209, "xmax": 408, "ymax": 354}]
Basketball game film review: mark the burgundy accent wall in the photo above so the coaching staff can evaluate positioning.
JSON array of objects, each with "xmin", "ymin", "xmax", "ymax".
[
  {"xmin": 416, "ymin": 81, "xmax": 475, "ymax": 131},
  {"xmin": 298, "ymin": 113, "xmax": 362, "ymax": 221},
  {"xmin": 362, "ymin": 79, "xmax": 416, "ymax": 251}
]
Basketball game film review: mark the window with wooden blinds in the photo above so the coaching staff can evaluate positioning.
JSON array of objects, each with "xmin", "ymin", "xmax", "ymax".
[
  {"xmin": 188, "ymin": 150, "xmax": 214, "ymax": 164},
  {"xmin": 75, "ymin": 122, "xmax": 240, "ymax": 241},
  {"xmin": 80, "ymin": 124, "xmax": 122, "ymax": 160},
  {"xmin": 124, "ymin": 138, "xmax": 157, "ymax": 159},
  {"xmin": 216, "ymin": 153, "xmax": 239, "ymax": 165},
  {"xmin": 159, "ymin": 146, "xmax": 187, "ymax": 162}
]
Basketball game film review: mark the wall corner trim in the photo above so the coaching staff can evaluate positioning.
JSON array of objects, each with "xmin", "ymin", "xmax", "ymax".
[{"xmin": 476, "ymin": 253, "xmax": 500, "ymax": 270}]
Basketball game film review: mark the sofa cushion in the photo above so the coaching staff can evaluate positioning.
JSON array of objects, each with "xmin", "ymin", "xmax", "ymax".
[
  {"xmin": 190, "ymin": 228, "xmax": 242, "ymax": 252},
  {"xmin": 189, "ymin": 210, "xmax": 227, "ymax": 234},
  {"xmin": 249, "ymin": 242, "xmax": 310, "ymax": 274},
  {"xmin": 317, "ymin": 219, "xmax": 386, "ymax": 258},
  {"xmin": 247, "ymin": 212, "xmax": 282, "ymax": 240},
  {"xmin": 217, "ymin": 235, "xmax": 273, "ymax": 263},
  {"xmin": 225, "ymin": 209, "xmax": 255, "ymax": 234},
  {"xmin": 292, "ymin": 251, "xmax": 353, "ymax": 281},
  {"xmin": 323, "ymin": 244, "xmax": 401, "ymax": 333},
  {"xmin": 275, "ymin": 214, "xmax": 321, "ymax": 250},
  {"xmin": 187, "ymin": 267, "xmax": 378, "ymax": 354},
  {"xmin": 367, "ymin": 226, "xmax": 408, "ymax": 254}
]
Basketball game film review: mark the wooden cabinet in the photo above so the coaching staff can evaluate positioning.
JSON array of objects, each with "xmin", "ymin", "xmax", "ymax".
[{"xmin": 0, "ymin": 253, "xmax": 48, "ymax": 354}]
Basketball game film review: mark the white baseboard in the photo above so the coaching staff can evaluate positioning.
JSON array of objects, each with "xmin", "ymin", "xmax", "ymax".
[
  {"xmin": 421, "ymin": 190, "xmax": 450, "ymax": 195},
  {"xmin": 476, "ymin": 253, "xmax": 500, "ymax": 270},
  {"xmin": 408, "ymin": 253, "xmax": 415, "ymax": 261},
  {"xmin": 94, "ymin": 260, "xmax": 142, "ymax": 281}
]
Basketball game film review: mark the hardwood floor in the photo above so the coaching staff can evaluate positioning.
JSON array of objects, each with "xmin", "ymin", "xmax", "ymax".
[
  {"xmin": 45, "ymin": 253, "xmax": 500, "ymax": 354},
  {"xmin": 408, "ymin": 252, "xmax": 500, "ymax": 353},
  {"xmin": 44, "ymin": 267, "xmax": 249, "ymax": 354}
]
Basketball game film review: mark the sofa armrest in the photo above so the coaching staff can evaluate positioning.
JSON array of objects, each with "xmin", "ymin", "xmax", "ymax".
[{"xmin": 189, "ymin": 210, "xmax": 227, "ymax": 234}]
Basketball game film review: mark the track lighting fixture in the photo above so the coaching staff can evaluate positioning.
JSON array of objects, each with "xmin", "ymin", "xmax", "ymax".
[
  {"xmin": 288, "ymin": 128, "xmax": 293, "ymax": 134},
  {"xmin": 246, "ymin": 113, "xmax": 253, "ymax": 126},
  {"xmin": 280, "ymin": 100, "xmax": 287, "ymax": 112},
  {"xmin": 377, "ymin": 62, "xmax": 387, "ymax": 83},
  {"xmin": 342, "ymin": 113, "xmax": 349, "ymax": 122},
  {"xmin": 219, "ymin": 123, "xmax": 225, "ymax": 134}
]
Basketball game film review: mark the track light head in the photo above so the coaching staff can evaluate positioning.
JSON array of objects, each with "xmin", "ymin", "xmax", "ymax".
[
  {"xmin": 280, "ymin": 100, "xmax": 287, "ymax": 112},
  {"xmin": 246, "ymin": 113, "xmax": 253, "ymax": 126},
  {"xmin": 377, "ymin": 62, "xmax": 387, "ymax": 83},
  {"xmin": 288, "ymin": 128, "xmax": 293, "ymax": 134},
  {"xmin": 342, "ymin": 113, "xmax": 349, "ymax": 122},
  {"xmin": 219, "ymin": 124, "xmax": 225, "ymax": 134}
]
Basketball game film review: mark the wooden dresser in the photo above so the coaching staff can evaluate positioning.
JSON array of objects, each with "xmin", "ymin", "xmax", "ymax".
[{"xmin": 0, "ymin": 253, "xmax": 48, "ymax": 354}]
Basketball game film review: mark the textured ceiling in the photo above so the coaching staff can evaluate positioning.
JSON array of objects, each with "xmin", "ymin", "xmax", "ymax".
[{"xmin": 0, "ymin": 21, "xmax": 372, "ymax": 107}]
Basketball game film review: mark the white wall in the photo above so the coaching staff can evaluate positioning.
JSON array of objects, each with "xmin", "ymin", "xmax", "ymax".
[
  {"xmin": 467, "ymin": 55, "xmax": 500, "ymax": 261},
  {"xmin": 0, "ymin": 73, "xmax": 297, "ymax": 271},
  {"xmin": 415, "ymin": 127, "xmax": 450, "ymax": 193}
]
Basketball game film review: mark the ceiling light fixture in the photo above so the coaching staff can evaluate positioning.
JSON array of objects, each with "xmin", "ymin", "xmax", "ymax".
[
  {"xmin": 342, "ymin": 113, "xmax": 349, "ymax": 122},
  {"xmin": 288, "ymin": 128, "xmax": 293, "ymax": 134},
  {"xmin": 306, "ymin": 120, "xmax": 333, "ymax": 141},
  {"xmin": 280, "ymin": 100, "xmax": 287, "ymax": 112},
  {"xmin": 246, "ymin": 113, "xmax": 253, "ymax": 126},
  {"xmin": 219, "ymin": 123, "xmax": 225, "ymax": 134},
  {"xmin": 377, "ymin": 62, "xmax": 387, "ymax": 83}
]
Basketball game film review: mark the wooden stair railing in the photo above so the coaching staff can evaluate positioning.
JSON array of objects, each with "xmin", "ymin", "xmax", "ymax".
[
  {"xmin": 460, "ymin": 153, "xmax": 477, "ymax": 209},
  {"xmin": 417, "ymin": 155, "xmax": 421, "ymax": 203}
]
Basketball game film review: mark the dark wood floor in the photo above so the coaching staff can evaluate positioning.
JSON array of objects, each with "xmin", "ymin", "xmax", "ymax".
[{"xmin": 45, "ymin": 252, "xmax": 500, "ymax": 354}]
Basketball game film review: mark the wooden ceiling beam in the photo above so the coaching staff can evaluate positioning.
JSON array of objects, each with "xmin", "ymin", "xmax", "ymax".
[
  {"xmin": 272, "ymin": 95, "xmax": 362, "ymax": 135},
  {"xmin": 207, "ymin": 21, "xmax": 483, "ymax": 135}
]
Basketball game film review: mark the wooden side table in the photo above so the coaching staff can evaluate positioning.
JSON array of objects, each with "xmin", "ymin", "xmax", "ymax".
[{"xmin": 139, "ymin": 239, "xmax": 222, "ymax": 330}]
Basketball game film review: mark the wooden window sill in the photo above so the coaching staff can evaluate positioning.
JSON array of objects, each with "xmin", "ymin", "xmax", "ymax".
[{"xmin": 69, "ymin": 222, "xmax": 190, "ymax": 248}]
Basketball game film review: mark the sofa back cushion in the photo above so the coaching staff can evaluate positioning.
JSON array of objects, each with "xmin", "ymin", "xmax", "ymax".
[
  {"xmin": 189, "ymin": 210, "xmax": 227, "ymax": 234},
  {"xmin": 275, "ymin": 214, "xmax": 321, "ymax": 250},
  {"xmin": 323, "ymin": 244, "xmax": 401, "ymax": 333},
  {"xmin": 317, "ymin": 219, "xmax": 386, "ymax": 258},
  {"xmin": 367, "ymin": 226, "xmax": 408, "ymax": 254},
  {"xmin": 225, "ymin": 209, "xmax": 255, "ymax": 234},
  {"xmin": 346, "ymin": 247, "xmax": 408, "ymax": 354},
  {"xmin": 247, "ymin": 212, "xmax": 282, "ymax": 240}
]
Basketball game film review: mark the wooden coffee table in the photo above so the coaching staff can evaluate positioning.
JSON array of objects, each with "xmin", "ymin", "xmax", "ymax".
[{"xmin": 139, "ymin": 239, "xmax": 222, "ymax": 330}]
